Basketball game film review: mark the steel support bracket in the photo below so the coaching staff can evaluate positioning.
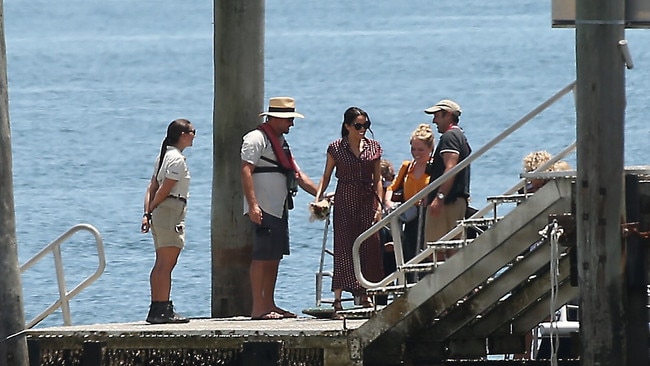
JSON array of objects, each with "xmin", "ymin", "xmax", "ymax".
[{"xmin": 621, "ymin": 222, "xmax": 650, "ymax": 241}]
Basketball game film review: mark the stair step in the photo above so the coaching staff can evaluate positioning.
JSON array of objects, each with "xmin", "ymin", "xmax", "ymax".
[
  {"xmin": 486, "ymin": 193, "xmax": 532, "ymax": 203},
  {"xmin": 399, "ymin": 262, "xmax": 437, "ymax": 273},
  {"xmin": 459, "ymin": 217, "xmax": 501, "ymax": 226},
  {"xmin": 426, "ymin": 239, "xmax": 474, "ymax": 248},
  {"xmin": 366, "ymin": 284, "xmax": 415, "ymax": 296},
  {"xmin": 336, "ymin": 305, "xmax": 386, "ymax": 319}
]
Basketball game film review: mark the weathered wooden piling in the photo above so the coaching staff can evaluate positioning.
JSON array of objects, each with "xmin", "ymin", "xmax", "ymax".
[
  {"xmin": 575, "ymin": 0, "xmax": 627, "ymax": 364},
  {"xmin": 0, "ymin": 0, "xmax": 29, "ymax": 363},
  {"xmin": 211, "ymin": 0, "xmax": 265, "ymax": 317}
]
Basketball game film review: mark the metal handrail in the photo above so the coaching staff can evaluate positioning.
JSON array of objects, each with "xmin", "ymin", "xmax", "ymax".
[
  {"xmin": 316, "ymin": 215, "xmax": 332, "ymax": 307},
  {"xmin": 20, "ymin": 223, "xmax": 105, "ymax": 328},
  {"xmin": 353, "ymin": 80, "xmax": 578, "ymax": 289}
]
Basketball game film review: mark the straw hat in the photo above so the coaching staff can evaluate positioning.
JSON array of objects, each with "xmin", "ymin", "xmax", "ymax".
[{"xmin": 259, "ymin": 97, "xmax": 305, "ymax": 119}]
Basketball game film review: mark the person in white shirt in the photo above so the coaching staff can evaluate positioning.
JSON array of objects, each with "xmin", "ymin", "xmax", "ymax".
[
  {"xmin": 141, "ymin": 118, "xmax": 195, "ymax": 324},
  {"xmin": 241, "ymin": 97, "xmax": 317, "ymax": 320}
]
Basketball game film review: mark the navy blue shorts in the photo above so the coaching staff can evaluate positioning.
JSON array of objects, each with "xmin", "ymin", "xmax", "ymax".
[{"xmin": 251, "ymin": 209, "xmax": 289, "ymax": 260}]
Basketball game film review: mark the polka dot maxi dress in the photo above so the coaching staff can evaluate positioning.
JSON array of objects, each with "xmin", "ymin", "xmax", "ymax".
[{"xmin": 328, "ymin": 137, "xmax": 384, "ymax": 296}]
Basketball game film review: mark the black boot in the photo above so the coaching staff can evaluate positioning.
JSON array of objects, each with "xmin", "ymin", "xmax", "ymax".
[
  {"xmin": 146, "ymin": 301, "xmax": 189, "ymax": 324},
  {"xmin": 162, "ymin": 301, "xmax": 189, "ymax": 323},
  {"xmin": 145, "ymin": 301, "xmax": 166, "ymax": 324},
  {"xmin": 165, "ymin": 301, "xmax": 190, "ymax": 323},
  {"xmin": 160, "ymin": 301, "xmax": 190, "ymax": 323}
]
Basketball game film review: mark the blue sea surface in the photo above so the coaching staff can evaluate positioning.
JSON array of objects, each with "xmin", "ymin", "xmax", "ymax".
[{"xmin": 4, "ymin": 0, "xmax": 649, "ymax": 327}]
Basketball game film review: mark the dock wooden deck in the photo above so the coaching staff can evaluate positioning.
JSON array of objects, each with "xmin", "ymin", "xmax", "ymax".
[
  {"xmin": 25, "ymin": 316, "xmax": 367, "ymax": 365},
  {"xmin": 24, "ymin": 315, "xmax": 581, "ymax": 366}
]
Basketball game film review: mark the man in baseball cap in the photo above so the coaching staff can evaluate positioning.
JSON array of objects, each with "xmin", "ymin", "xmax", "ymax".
[{"xmin": 423, "ymin": 98, "xmax": 471, "ymax": 261}]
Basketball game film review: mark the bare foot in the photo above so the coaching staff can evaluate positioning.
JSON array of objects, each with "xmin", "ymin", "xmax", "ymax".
[
  {"xmin": 273, "ymin": 307, "xmax": 297, "ymax": 318},
  {"xmin": 251, "ymin": 311, "xmax": 283, "ymax": 320}
]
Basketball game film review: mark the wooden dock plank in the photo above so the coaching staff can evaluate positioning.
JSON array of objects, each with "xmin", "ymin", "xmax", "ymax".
[{"xmin": 26, "ymin": 316, "xmax": 367, "ymax": 338}]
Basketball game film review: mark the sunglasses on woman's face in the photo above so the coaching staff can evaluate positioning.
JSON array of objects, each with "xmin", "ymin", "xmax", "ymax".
[{"xmin": 352, "ymin": 121, "xmax": 371, "ymax": 130}]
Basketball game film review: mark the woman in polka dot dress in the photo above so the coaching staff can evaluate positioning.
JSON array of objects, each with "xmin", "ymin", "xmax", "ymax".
[{"xmin": 315, "ymin": 107, "xmax": 384, "ymax": 316}]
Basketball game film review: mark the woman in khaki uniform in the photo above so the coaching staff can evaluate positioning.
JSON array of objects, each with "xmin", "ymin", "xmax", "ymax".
[{"xmin": 141, "ymin": 119, "xmax": 195, "ymax": 324}]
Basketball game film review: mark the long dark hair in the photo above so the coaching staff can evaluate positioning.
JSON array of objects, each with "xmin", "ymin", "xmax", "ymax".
[
  {"xmin": 156, "ymin": 119, "xmax": 192, "ymax": 175},
  {"xmin": 340, "ymin": 106, "xmax": 373, "ymax": 137}
]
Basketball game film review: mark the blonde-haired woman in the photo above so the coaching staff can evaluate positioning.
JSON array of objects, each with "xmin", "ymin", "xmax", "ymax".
[
  {"xmin": 522, "ymin": 150, "xmax": 571, "ymax": 193},
  {"xmin": 386, "ymin": 123, "xmax": 435, "ymax": 267}
]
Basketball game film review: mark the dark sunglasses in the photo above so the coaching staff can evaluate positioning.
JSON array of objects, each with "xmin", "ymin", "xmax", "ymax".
[
  {"xmin": 186, "ymin": 129, "xmax": 196, "ymax": 135},
  {"xmin": 352, "ymin": 121, "xmax": 371, "ymax": 130}
]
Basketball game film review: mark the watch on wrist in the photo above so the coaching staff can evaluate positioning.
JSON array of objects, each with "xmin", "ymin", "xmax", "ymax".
[{"xmin": 437, "ymin": 192, "xmax": 445, "ymax": 200}]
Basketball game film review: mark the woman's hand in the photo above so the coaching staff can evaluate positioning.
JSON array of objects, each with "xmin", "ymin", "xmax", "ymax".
[
  {"xmin": 141, "ymin": 213, "xmax": 152, "ymax": 233},
  {"xmin": 374, "ymin": 207, "xmax": 383, "ymax": 223},
  {"xmin": 323, "ymin": 192, "xmax": 335, "ymax": 205}
]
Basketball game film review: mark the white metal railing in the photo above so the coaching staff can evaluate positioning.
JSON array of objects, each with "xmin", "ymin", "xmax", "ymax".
[
  {"xmin": 315, "ymin": 215, "xmax": 333, "ymax": 307},
  {"xmin": 20, "ymin": 223, "xmax": 105, "ymax": 328},
  {"xmin": 353, "ymin": 80, "xmax": 578, "ymax": 289}
]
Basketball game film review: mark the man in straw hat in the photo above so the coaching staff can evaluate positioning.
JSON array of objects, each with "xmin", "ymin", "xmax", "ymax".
[
  {"xmin": 241, "ymin": 97, "xmax": 318, "ymax": 320},
  {"xmin": 423, "ymin": 99, "xmax": 472, "ymax": 261}
]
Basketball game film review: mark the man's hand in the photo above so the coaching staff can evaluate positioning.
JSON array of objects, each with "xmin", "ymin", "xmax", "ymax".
[
  {"xmin": 247, "ymin": 203, "xmax": 263, "ymax": 225},
  {"xmin": 428, "ymin": 198, "xmax": 443, "ymax": 217}
]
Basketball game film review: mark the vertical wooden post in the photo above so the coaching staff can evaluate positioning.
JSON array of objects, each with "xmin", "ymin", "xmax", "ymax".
[
  {"xmin": 242, "ymin": 341, "xmax": 281, "ymax": 365},
  {"xmin": 0, "ymin": 0, "xmax": 29, "ymax": 364},
  {"xmin": 26, "ymin": 340, "xmax": 40, "ymax": 366},
  {"xmin": 575, "ymin": 0, "xmax": 626, "ymax": 364},
  {"xmin": 80, "ymin": 341, "xmax": 107, "ymax": 366},
  {"xmin": 211, "ymin": 0, "xmax": 264, "ymax": 317}
]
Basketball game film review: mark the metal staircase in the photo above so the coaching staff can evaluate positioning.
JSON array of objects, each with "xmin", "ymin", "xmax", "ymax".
[{"xmin": 348, "ymin": 177, "xmax": 576, "ymax": 363}]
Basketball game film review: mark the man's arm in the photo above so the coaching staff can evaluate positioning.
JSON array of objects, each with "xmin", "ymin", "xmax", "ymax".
[
  {"xmin": 428, "ymin": 151, "xmax": 459, "ymax": 216},
  {"xmin": 241, "ymin": 161, "xmax": 262, "ymax": 224},
  {"xmin": 297, "ymin": 170, "xmax": 318, "ymax": 196}
]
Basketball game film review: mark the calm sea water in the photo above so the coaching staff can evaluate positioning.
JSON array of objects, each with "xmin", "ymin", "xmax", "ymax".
[{"xmin": 5, "ymin": 0, "xmax": 650, "ymax": 327}]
